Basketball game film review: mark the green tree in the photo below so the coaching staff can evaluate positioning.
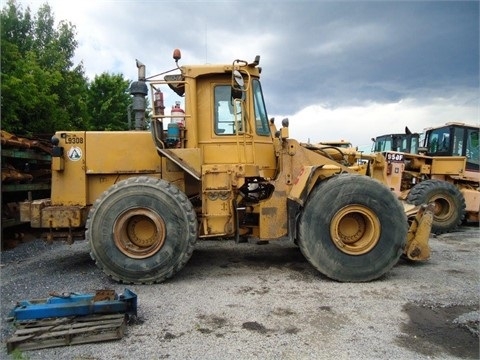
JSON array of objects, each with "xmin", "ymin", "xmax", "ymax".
[
  {"xmin": 87, "ymin": 73, "xmax": 132, "ymax": 131},
  {"xmin": 1, "ymin": 0, "xmax": 89, "ymax": 135}
]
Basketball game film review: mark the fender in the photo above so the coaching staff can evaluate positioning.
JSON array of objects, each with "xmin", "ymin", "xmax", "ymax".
[
  {"xmin": 288, "ymin": 165, "xmax": 348, "ymax": 206},
  {"xmin": 287, "ymin": 165, "xmax": 344, "ymax": 242}
]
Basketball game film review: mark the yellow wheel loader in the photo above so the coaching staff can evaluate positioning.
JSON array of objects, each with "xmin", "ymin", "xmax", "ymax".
[
  {"xmin": 20, "ymin": 50, "xmax": 433, "ymax": 284},
  {"xmin": 374, "ymin": 123, "xmax": 479, "ymax": 234}
]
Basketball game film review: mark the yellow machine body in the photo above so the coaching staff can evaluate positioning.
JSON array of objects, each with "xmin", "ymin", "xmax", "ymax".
[{"xmin": 20, "ymin": 52, "xmax": 435, "ymax": 283}]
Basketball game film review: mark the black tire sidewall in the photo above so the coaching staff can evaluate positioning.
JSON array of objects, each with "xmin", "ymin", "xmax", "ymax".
[
  {"xmin": 299, "ymin": 174, "xmax": 406, "ymax": 282},
  {"xmin": 88, "ymin": 177, "xmax": 196, "ymax": 283},
  {"xmin": 407, "ymin": 179, "xmax": 465, "ymax": 234}
]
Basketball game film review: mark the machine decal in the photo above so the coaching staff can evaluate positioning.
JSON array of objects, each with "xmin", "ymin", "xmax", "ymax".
[
  {"xmin": 386, "ymin": 152, "xmax": 404, "ymax": 163},
  {"xmin": 67, "ymin": 146, "xmax": 82, "ymax": 161},
  {"xmin": 65, "ymin": 135, "xmax": 84, "ymax": 144}
]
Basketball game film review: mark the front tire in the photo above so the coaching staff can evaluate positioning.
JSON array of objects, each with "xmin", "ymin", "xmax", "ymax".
[
  {"xmin": 87, "ymin": 176, "xmax": 197, "ymax": 284},
  {"xmin": 298, "ymin": 174, "xmax": 407, "ymax": 282},
  {"xmin": 407, "ymin": 179, "xmax": 465, "ymax": 234}
]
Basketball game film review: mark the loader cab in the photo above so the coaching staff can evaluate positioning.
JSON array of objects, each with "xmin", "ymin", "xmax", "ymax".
[
  {"xmin": 195, "ymin": 65, "xmax": 277, "ymax": 178},
  {"xmin": 146, "ymin": 54, "xmax": 277, "ymax": 180},
  {"xmin": 372, "ymin": 133, "xmax": 420, "ymax": 154},
  {"xmin": 424, "ymin": 123, "xmax": 479, "ymax": 171}
]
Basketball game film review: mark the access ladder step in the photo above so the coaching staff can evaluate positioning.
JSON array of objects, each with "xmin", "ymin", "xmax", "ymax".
[{"xmin": 6, "ymin": 313, "xmax": 126, "ymax": 353}]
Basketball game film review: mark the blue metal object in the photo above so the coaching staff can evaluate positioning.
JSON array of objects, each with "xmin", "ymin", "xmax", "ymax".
[
  {"xmin": 10, "ymin": 288, "xmax": 137, "ymax": 321},
  {"xmin": 166, "ymin": 122, "xmax": 180, "ymax": 147}
]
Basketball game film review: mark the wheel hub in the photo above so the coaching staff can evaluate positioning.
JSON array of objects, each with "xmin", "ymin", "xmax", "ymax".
[
  {"xmin": 114, "ymin": 208, "xmax": 166, "ymax": 259},
  {"xmin": 431, "ymin": 195, "xmax": 453, "ymax": 220},
  {"xmin": 330, "ymin": 205, "xmax": 381, "ymax": 255}
]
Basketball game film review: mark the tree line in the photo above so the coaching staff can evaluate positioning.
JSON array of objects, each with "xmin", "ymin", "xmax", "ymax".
[{"xmin": 1, "ymin": 0, "xmax": 136, "ymax": 137}]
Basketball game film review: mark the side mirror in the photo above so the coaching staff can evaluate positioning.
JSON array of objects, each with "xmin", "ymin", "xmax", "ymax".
[
  {"xmin": 231, "ymin": 70, "xmax": 244, "ymax": 100},
  {"xmin": 233, "ymin": 70, "xmax": 244, "ymax": 88}
]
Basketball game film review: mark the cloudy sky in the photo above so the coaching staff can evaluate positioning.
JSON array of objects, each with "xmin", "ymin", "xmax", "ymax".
[{"xmin": 15, "ymin": 0, "xmax": 479, "ymax": 150}]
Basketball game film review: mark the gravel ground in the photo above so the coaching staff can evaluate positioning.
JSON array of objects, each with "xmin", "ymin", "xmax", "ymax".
[{"xmin": 1, "ymin": 225, "xmax": 479, "ymax": 360}]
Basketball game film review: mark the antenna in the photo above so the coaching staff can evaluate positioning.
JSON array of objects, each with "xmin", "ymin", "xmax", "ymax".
[{"xmin": 204, "ymin": 23, "xmax": 208, "ymax": 63}]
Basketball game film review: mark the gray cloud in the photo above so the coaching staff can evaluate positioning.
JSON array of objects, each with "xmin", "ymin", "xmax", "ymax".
[{"xmin": 255, "ymin": 1, "xmax": 479, "ymax": 113}]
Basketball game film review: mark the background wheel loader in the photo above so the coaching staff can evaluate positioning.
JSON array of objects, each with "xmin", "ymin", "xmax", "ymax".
[
  {"xmin": 372, "ymin": 122, "xmax": 479, "ymax": 234},
  {"xmin": 20, "ymin": 50, "xmax": 434, "ymax": 284}
]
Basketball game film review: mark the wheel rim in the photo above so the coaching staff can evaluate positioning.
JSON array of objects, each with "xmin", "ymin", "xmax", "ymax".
[
  {"xmin": 330, "ymin": 205, "xmax": 381, "ymax": 255},
  {"xmin": 430, "ymin": 195, "xmax": 454, "ymax": 223},
  {"xmin": 114, "ymin": 208, "xmax": 166, "ymax": 259}
]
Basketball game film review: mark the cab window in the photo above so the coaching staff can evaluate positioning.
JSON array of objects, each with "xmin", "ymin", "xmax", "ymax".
[
  {"xmin": 214, "ymin": 85, "xmax": 243, "ymax": 135},
  {"xmin": 466, "ymin": 128, "xmax": 479, "ymax": 163},
  {"xmin": 410, "ymin": 137, "xmax": 419, "ymax": 154},
  {"xmin": 252, "ymin": 79, "xmax": 270, "ymax": 136},
  {"xmin": 428, "ymin": 128, "xmax": 451, "ymax": 154}
]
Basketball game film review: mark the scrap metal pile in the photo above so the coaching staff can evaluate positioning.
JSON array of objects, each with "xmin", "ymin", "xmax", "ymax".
[{"xmin": 1, "ymin": 131, "xmax": 52, "ymax": 248}]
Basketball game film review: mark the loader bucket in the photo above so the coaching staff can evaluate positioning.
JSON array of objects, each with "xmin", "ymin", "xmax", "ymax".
[{"xmin": 404, "ymin": 203, "xmax": 435, "ymax": 260}]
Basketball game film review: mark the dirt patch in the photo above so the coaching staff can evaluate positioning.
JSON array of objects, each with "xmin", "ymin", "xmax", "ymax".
[
  {"xmin": 195, "ymin": 314, "xmax": 229, "ymax": 336},
  {"xmin": 242, "ymin": 321, "xmax": 269, "ymax": 334},
  {"xmin": 270, "ymin": 307, "xmax": 296, "ymax": 316},
  {"xmin": 397, "ymin": 302, "xmax": 479, "ymax": 359}
]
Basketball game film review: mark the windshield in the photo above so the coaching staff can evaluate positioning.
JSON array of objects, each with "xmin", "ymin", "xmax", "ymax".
[{"xmin": 252, "ymin": 79, "xmax": 270, "ymax": 136}]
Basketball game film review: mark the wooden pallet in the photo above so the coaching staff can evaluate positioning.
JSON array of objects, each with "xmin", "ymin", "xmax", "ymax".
[{"xmin": 6, "ymin": 313, "xmax": 126, "ymax": 353}]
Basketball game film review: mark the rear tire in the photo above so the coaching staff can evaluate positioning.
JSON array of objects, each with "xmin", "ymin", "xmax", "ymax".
[
  {"xmin": 87, "ymin": 176, "xmax": 197, "ymax": 284},
  {"xmin": 298, "ymin": 174, "xmax": 407, "ymax": 282},
  {"xmin": 407, "ymin": 179, "xmax": 465, "ymax": 234}
]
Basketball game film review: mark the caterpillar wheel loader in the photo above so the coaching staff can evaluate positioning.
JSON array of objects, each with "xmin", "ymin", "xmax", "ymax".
[
  {"xmin": 20, "ymin": 50, "xmax": 434, "ymax": 284},
  {"xmin": 375, "ymin": 123, "xmax": 479, "ymax": 234}
]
